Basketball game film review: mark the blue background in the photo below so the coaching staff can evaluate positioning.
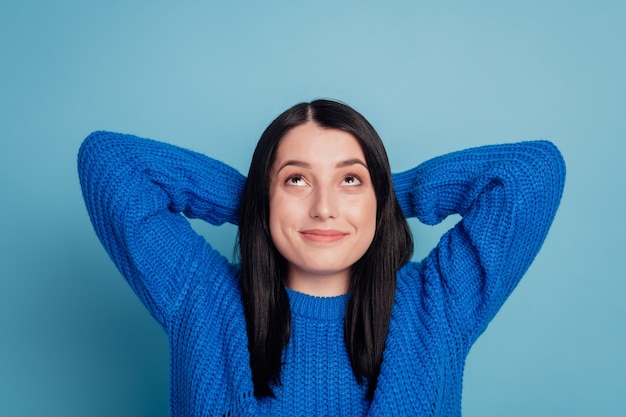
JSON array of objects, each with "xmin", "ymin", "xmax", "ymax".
[{"xmin": 1, "ymin": 1, "xmax": 624, "ymax": 415}]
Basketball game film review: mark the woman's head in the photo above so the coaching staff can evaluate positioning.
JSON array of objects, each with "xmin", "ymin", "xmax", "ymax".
[
  {"xmin": 242, "ymin": 99, "xmax": 403, "ymax": 269},
  {"xmin": 238, "ymin": 99, "xmax": 413, "ymax": 399},
  {"xmin": 268, "ymin": 122, "xmax": 377, "ymax": 296}
]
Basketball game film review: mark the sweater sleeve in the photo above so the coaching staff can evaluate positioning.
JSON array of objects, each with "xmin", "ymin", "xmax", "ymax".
[
  {"xmin": 77, "ymin": 131, "xmax": 246, "ymax": 328},
  {"xmin": 392, "ymin": 140, "xmax": 565, "ymax": 343}
]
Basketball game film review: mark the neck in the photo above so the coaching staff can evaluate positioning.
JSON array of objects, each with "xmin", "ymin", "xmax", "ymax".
[{"xmin": 284, "ymin": 267, "xmax": 350, "ymax": 297}]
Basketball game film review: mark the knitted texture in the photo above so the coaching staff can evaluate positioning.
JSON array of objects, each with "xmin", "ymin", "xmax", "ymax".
[{"xmin": 78, "ymin": 131, "xmax": 565, "ymax": 416}]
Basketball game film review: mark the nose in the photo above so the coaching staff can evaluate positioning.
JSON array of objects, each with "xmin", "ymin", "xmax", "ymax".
[{"xmin": 309, "ymin": 184, "xmax": 337, "ymax": 220}]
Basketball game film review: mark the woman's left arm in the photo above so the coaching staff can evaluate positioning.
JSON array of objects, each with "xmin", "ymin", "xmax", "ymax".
[{"xmin": 392, "ymin": 141, "xmax": 566, "ymax": 342}]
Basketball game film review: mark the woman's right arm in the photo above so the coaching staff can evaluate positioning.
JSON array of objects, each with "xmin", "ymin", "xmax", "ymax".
[{"xmin": 77, "ymin": 131, "xmax": 245, "ymax": 328}]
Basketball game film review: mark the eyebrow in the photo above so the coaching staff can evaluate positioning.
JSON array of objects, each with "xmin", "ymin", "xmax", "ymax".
[{"xmin": 277, "ymin": 158, "xmax": 368, "ymax": 173}]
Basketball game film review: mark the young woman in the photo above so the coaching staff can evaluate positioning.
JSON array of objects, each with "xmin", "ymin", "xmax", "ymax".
[{"xmin": 78, "ymin": 99, "xmax": 565, "ymax": 416}]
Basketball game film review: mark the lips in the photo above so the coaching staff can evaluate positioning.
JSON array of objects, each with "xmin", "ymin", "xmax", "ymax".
[{"xmin": 299, "ymin": 229, "xmax": 348, "ymax": 243}]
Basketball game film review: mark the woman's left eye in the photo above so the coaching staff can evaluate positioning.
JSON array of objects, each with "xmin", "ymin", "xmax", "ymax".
[{"xmin": 342, "ymin": 175, "xmax": 362, "ymax": 186}]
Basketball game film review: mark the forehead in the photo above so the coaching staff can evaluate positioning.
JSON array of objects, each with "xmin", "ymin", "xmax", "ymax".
[{"xmin": 273, "ymin": 122, "xmax": 365, "ymax": 165}]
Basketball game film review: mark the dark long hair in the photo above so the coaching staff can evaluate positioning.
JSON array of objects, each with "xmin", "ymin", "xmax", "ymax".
[{"xmin": 237, "ymin": 99, "xmax": 413, "ymax": 400}]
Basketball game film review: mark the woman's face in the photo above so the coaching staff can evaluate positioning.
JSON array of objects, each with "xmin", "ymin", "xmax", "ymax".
[{"xmin": 269, "ymin": 122, "xmax": 377, "ymax": 296}]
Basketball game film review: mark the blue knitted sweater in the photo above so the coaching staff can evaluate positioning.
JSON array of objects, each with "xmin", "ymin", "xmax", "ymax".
[{"xmin": 78, "ymin": 131, "xmax": 565, "ymax": 416}]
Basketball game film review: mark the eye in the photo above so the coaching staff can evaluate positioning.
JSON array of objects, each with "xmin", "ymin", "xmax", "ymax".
[
  {"xmin": 285, "ymin": 173, "xmax": 307, "ymax": 187},
  {"xmin": 341, "ymin": 175, "xmax": 362, "ymax": 186}
]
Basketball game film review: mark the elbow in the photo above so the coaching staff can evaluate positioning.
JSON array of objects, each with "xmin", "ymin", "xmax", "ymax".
[
  {"xmin": 77, "ymin": 131, "xmax": 118, "ymax": 191},
  {"xmin": 535, "ymin": 140, "xmax": 566, "ymax": 204}
]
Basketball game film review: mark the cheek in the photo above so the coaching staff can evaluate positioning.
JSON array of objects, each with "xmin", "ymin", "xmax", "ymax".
[
  {"xmin": 268, "ymin": 193, "xmax": 295, "ymax": 244},
  {"xmin": 268, "ymin": 195, "xmax": 282, "ymax": 240},
  {"xmin": 354, "ymin": 193, "xmax": 378, "ymax": 241},
  {"xmin": 365, "ymin": 204, "xmax": 378, "ymax": 240}
]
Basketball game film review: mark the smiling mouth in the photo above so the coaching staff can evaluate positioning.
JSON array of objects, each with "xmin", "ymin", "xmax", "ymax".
[{"xmin": 299, "ymin": 229, "xmax": 348, "ymax": 243}]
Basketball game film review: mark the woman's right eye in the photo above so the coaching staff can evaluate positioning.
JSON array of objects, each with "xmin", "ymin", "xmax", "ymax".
[{"xmin": 285, "ymin": 174, "xmax": 306, "ymax": 186}]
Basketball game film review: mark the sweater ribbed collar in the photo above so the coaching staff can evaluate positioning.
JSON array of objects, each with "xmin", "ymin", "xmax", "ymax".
[{"xmin": 285, "ymin": 287, "xmax": 350, "ymax": 321}]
